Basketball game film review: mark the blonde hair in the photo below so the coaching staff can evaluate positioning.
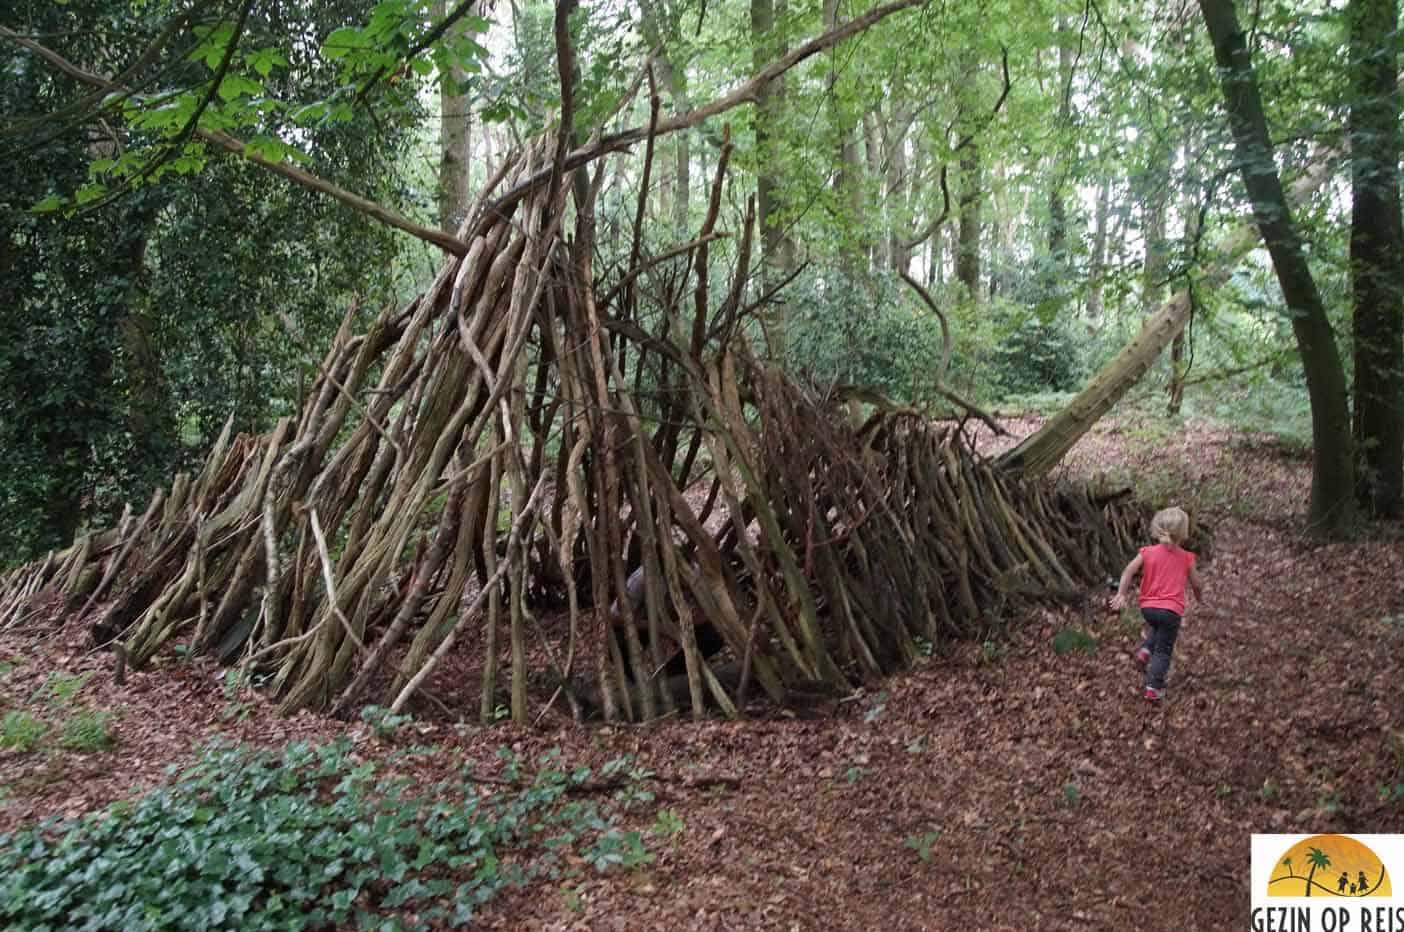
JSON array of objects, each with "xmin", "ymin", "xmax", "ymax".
[{"xmin": 1150, "ymin": 507, "xmax": 1190, "ymax": 545}]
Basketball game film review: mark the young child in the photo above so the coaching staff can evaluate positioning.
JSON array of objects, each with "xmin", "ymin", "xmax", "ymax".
[{"xmin": 1109, "ymin": 506, "xmax": 1205, "ymax": 701}]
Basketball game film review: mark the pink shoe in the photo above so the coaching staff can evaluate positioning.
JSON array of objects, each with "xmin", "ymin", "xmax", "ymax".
[
  {"xmin": 1143, "ymin": 686, "xmax": 1163, "ymax": 701},
  {"xmin": 1134, "ymin": 647, "xmax": 1150, "ymax": 667}
]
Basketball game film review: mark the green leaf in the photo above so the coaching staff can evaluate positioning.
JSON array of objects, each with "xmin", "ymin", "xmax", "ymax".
[
  {"xmin": 244, "ymin": 48, "xmax": 288, "ymax": 78},
  {"xmin": 217, "ymin": 74, "xmax": 264, "ymax": 103},
  {"xmin": 323, "ymin": 27, "xmax": 369, "ymax": 60},
  {"xmin": 74, "ymin": 182, "xmax": 107, "ymax": 205},
  {"xmin": 30, "ymin": 194, "xmax": 65, "ymax": 214}
]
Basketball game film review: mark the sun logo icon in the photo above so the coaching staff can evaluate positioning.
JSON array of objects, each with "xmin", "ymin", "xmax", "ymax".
[{"xmin": 1268, "ymin": 835, "xmax": 1391, "ymax": 898}]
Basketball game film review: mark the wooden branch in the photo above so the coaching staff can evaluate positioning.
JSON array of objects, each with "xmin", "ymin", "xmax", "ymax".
[
  {"xmin": 354, "ymin": 0, "xmax": 484, "ymax": 104},
  {"xmin": 549, "ymin": 0, "xmax": 579, "ymax": 213},
  {"xmin": 903, "ymin": 164, "xmax": 950, "ymax": 249},
  {"xmin": 952, "ymin": 46, "xmax": 1012, "ymax": 157},
  {"xmin": 477, "ymin": 0, "xmax": 927, "ymax": 231},
  {"xmin": 308, "ymin": 508, "xmax": 366, "ymax": 654},
  {"xmin": 0, "ymin": 26, "xmax": 469, "ymax": 257},
  {"xmin": 899, "ymin": 270, "xmax": 1008, "ymax": 436}
]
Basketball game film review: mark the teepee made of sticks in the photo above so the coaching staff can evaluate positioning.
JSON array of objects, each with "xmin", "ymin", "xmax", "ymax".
[{"xmin": 0, "ymin": 8, "xmax": 1145, "ymax": 723}]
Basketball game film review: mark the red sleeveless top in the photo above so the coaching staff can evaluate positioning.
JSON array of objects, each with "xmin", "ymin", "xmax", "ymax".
[{"xmin": 1139, "ymin": 544, "xmax": 1196, "ymax": 615}]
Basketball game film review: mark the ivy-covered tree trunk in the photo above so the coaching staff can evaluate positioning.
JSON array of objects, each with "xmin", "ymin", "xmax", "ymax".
[
  {"xmin": 1197, "ymin": 0, "xmax": 1356, "ymax": 534},
  {"xmin": 1348, "ymin": 0, "xmax": 1404, "ymax": 518}
]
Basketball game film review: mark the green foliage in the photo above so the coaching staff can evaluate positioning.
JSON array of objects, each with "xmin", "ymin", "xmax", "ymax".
[
  {"xmin": 862, "ymin": 691, "xmax": 888, "ymax": 724},
  {"xmin": 650, "ymin": 808, "xmax": 685, "ymax": 838},
  {"xmin": 35, "ymin": 671, "xmax": 94, "ymax": 707},
  {"xmin": 1, "ymin": 0, "xmax": 423, "ymax": 567},
  {"xmin": 3, "ymin": 669, "xmax": 115, "ymax": 754},
  {"xmin": 361, "ymin": 704, "xmax": 413, "ymax": 741},
  {"xmin": 0, "ymin": 739, "xmax": 651, "ymax": 930},
  {"xmin": 1, "ymin": 712, "xmax": 50, "ymax": 753},
  {"xmin": 57, "ymin": 709, "xmax": 117, "ymax": 752},
  {"xmin": 1198, "ymin": 377, "xmax": 1313, "ymax": 452},
  {"xmin": 582, "ymin": 829, "xmax": 654, "ymax": 873},
  {"xmin": 783, "ymin": 268, "xmax": 945, "ymax": 405},
  {"xmin": 1063, "ymin": 783, "xmax": 1082, "ymax": 808},
  {"xmin": 1051, "ymin": 628, "xmax": 1098, "ymax": 656},
  {"xmin": 987, "ymin": 299, "xmax": 1088, "ymax": 398},
  {"xmin": 903, "ymin": 829, "xmax": 943, "ymax": 863}
]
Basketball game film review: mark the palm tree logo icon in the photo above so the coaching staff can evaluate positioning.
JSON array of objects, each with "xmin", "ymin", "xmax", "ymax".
[{"xmin": 1268, "ymin": 836, "xmax": 1390, "ymax": 898}]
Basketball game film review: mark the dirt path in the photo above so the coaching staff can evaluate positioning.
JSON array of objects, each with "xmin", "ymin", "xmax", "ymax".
[{"xmin": 2, "ymin": 417, "xmax": 1401, "ymax": 931}]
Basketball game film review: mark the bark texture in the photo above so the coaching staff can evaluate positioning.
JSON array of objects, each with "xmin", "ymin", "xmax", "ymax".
[
  {"xmin": 1197, "ymin": 0, "xmax": 1356, "ymax": 533},
  {"xmin": 1348, "ymin": 0, "xmax": 1404, "ymax": 517}
]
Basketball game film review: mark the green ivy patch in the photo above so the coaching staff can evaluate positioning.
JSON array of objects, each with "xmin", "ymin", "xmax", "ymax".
[
  {"xmin": 0, "ymin": 739, "xmax": 652, "ymax": 930},
  {"xmin": 1051, "ymin": 628, "xmax": 1098, "ymax": 656}
]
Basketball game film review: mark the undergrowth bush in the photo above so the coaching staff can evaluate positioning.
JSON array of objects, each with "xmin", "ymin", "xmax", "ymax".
[
  {"xmin": 782, "ymin": 268, "xmax": 945, "ymax": 404},
  {"xmin": 0, "ymin": 739, "xmax": 653, "ymax": 930}
]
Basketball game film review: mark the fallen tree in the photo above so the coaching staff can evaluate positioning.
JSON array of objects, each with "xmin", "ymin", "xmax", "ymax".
[{"xmin": 999, "ymin": 151, "xmax": 1337, "ymax": 477}]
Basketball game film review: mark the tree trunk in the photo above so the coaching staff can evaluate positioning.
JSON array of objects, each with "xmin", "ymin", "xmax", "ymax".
[
  {"xmin": 956, "ymin": 146, "xmax": 982, "ymax": 301},
  {"xmin": 1197, "ymin": 0, "xmax": 1357, "ymax": 534},
  {"xmin": 1046, "ymin": 20, "xmax": 1074, "ymax": 298},
  {"xmin": 824, "ymin": 0, "xmax": 865, "ymax": 276},
  {"xmin": 1166, "ymin": 134, "xmax": 1200, "ymax": 415},
  {"xmin": 1000, "ymin": 154, "xmax": 1336, "ymax": 476},
  {"xmin": 928, "ymin": 223, "xmax": 943, "ymax": 286},
  {"xmin": 752, "ymin": 0, "xmax": 791, "ymax": 343},
  {"xmin": 436, "ymin": 0, "xmax": 473, "ymax": 232},
  {"xmin": 864, "ymin": 109, "xmax": 885, "ymax": 267},
  {"xmin": 640, "ymin": 2, "xmax": 693, "ymax": 232},
  {"xmin": 1348, "ymin": 0, "xmax": 1404, "ymax": 517},
  {"xmin": 877, "ymin": 101, "xmax": 914, "ymax": 273},
  {"xmin": 1086, "ymin": 179, "xmax": 1109, "ymax": 321}
]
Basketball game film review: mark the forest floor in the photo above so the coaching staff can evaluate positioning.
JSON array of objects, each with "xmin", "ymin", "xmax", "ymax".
[{"xmin": 2, "ymin": 414, "xmax": 1403, "ymax": 930}]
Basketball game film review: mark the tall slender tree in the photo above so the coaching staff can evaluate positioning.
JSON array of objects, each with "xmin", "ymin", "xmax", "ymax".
[
  {"xmin": 1197, "ymin": 0, "xmax": 1357, "ymax": 533},
  {"xmin": 1347, "ymin": 0, "xmax": 1404, "ymax": 517},
  {"xmin": 436, "ymin": 0, "xmax": 474, "ymax": 232}
]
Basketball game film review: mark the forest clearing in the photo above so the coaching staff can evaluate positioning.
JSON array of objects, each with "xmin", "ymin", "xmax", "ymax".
[
  {"xmin": 3, "ymin": 0, "xmax": 1404, "ymax": 927},
  {"xmin": 2, "ymin": 416, "xmax": 1402, "ymax": 930}
]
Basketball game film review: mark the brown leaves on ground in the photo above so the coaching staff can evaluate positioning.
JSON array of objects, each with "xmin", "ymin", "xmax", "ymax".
[{"xmin": 1, "ymin": 415, "xmax": 1401, "ymax": 931}]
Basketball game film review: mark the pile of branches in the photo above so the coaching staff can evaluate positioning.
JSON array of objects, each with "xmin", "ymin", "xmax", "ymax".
[
  {"xmin": 0, "ymin": 26, "xmax": 1144, "ymax": 724},
  {"xmin": 0, "ymin": 125, "xmax": 1140, "ymax": 721}
]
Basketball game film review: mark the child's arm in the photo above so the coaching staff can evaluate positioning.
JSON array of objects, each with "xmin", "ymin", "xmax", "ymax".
[
  {"xmin": 1188, "ymin": 564, "xmax": 1205, "ymax": 604},
  {"xmin": 1109, "ymin": 553, "xmax": 1143, "ymax": 611}
]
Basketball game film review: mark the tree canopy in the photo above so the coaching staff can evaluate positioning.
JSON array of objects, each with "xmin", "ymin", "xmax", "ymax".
[{"xmin": 2, "ymin": 0, "xmax": 1400, "ymax": 566}]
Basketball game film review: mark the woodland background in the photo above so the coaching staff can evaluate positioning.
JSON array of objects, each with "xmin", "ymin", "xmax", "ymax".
[
  {"xmin": 1, "ymin": 1, "xmax": 1403, "ymax": 927},
  {"xmin": 4, "ymin": 0, "xmax": 1400, "ymax": 568}
]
